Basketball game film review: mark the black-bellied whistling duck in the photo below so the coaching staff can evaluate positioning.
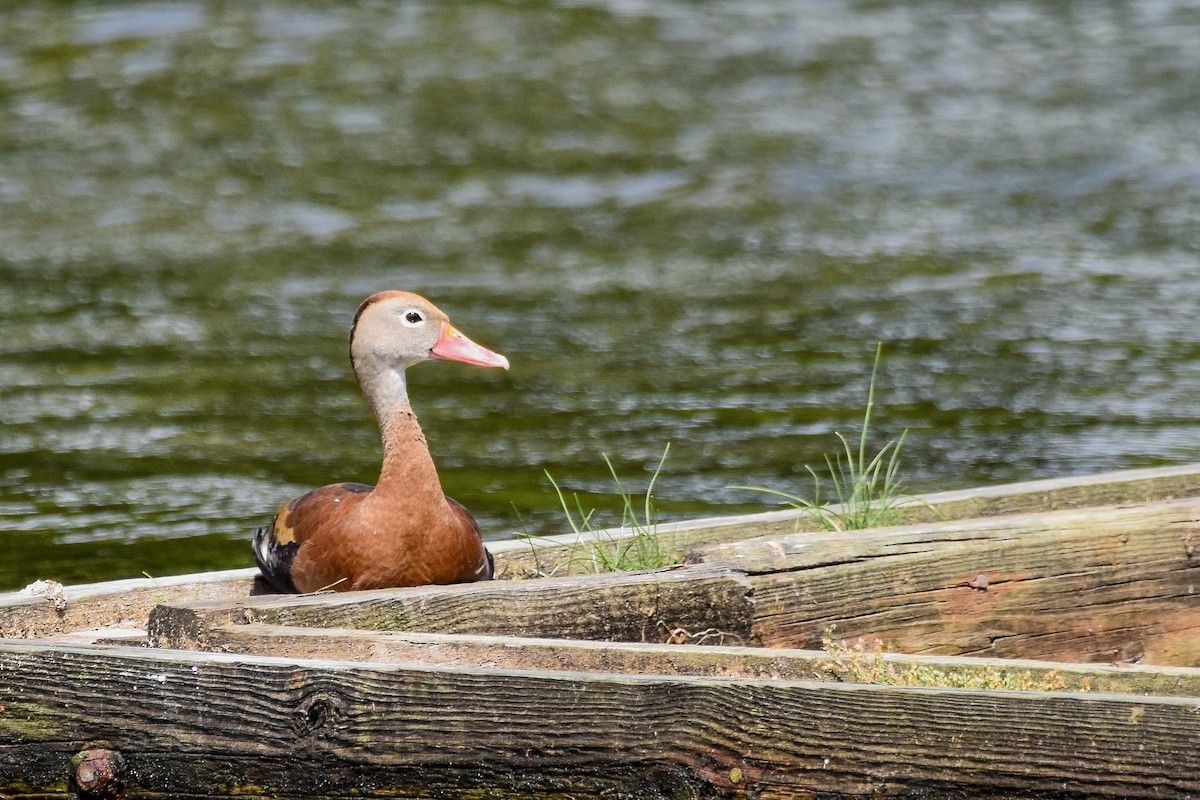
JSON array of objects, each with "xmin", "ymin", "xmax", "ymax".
[{"xmin": 253, "ymin": 291, "xmax": 509, "ymax": 593}]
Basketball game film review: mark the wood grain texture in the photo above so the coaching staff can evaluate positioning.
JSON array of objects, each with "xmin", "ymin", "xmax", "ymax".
[
  {"xmin": 1, "ymin": 640, "xmax": 1198, "ymax": 799},
  {"xmin": 692, "ymin": 498, "xmax": 1200, "ymax": 663},
  {"xmin": 488, "ymin": 463, "xmax": 1200, "ymax": 577},
  {"xmin": 149, "ymin": 565, "xmax": 754, "ymax": 650},
  {"xmin": 894, "ymin": 462, "xmax": 1200, "ymax": 521},
  {"xmin": 5, "ymin": 464, "xmax": 1200, "ymax": 640},
  {"xmin": 0, "ymin": 568, "xmax": 259, "ymax": 640},
  {"xmin": 207, "ymin": 624, "xmax": 1200, "ymax": 697}
]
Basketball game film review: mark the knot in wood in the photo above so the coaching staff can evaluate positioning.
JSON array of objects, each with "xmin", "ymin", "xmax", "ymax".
[
  {"xmin": 295, "ymin": 691, "xmax": 340, "ymax": 737},
  {"xmin": 70, "ymin": 748, "xmax": 126, "ymax": 800}
]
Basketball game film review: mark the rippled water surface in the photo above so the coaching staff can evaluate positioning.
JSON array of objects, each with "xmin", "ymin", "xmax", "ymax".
[{"xmin": 2, "ymin": 0, "xmax": 1200, "ymax": 589}]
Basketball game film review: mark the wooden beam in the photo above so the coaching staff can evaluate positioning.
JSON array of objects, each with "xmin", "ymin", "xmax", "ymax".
[
  {"xmin": 0, "ymin": 568, "xmax": 259, "ymax": 640},
  {"xmin": 1, "ymin": 640, "xmax": 1197, "ymax": 799},
  {"xmin": 692, "ymin": 497, "xmax": 1200, "ymax": 664},
  {"xmin": 204, "ymin": 624, "xmax": 1200, "ymax": 697},
  {"xmin": 148, "ymin": 565, "xmax": 754, "ymax": 650},
  {"xmin": 151, "ymin": 497, "xmax": 1200, "ymax": 667},
  {"xmin": 491, "ymin": 462, "xmax": 1200, "ymax": 578},
  {"xmin": 5, "ymin": 463, "xmax": 1200, "ymax": 640},
  {"xmin": 895, "ymin": 461, "xmax": 1200, "ymax": 521}
]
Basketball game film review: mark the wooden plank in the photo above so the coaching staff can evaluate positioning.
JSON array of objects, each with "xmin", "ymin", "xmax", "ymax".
[
  {"xmin": 896, "ymin": 461, "xmax": 1200, "ymax": 521},
  {"xmin": 206, "ymin": 624, "xmax": 1200, "ymax": 697},
  {"xmin": 0, "ymin": 568, "xmax": 259, "ymax": 640},
  {"xmin": 492, "ymin": 462, "xmax": 1200, "ymax": 578},
  {"xmin": 5, "ymin": 464, "xmax": 1200, "ymax": 640},
  {"xmin": 1, "ymin": 640, "xmax": 1197, "ymax": 799},
  {"xmin": 692, "ymin": 497, "xmax": 1200, "ymax": 663},
  {"xmin": 148, "ymin": 565, "xmax": 754, "ymax": 650}
]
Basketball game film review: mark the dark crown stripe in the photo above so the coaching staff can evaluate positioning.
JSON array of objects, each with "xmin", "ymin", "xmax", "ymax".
[{"xmin": 348, "ymin": 292, "xmax": 388, "ymax": 362}]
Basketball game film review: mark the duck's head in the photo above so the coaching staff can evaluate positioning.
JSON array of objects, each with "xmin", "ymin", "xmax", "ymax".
[{"xmin": 350, "ymin": 291, "xmax": 509, "ymax": 374}]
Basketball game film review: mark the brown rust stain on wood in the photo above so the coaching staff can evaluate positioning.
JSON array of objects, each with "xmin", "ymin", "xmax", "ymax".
[{"xmin": 1141, "ymin": 607, "xmax": 1200, "ymax": 666}]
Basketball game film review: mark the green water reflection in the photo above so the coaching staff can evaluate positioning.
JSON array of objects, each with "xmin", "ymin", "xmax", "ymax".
[{"xmin": 2, "ymin": 1, "xmax": 1200, "ymax": 589}]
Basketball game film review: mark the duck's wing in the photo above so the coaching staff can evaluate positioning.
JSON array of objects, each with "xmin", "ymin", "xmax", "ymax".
[
  {"xmin": 446, "ymin": 496, "xmax": 495, "ymax": 580},
  {"xmin": 253, "ymin": 482, "xmax": 373, "ymax": 594}
]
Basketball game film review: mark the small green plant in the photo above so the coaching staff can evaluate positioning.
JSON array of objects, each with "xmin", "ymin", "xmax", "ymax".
[
  {"xmin": 734, "ymin": 343, "xmax": 909, "ymax": 531},
  {"xmin": 817, "ymin": 626, "xmax": 1091, "ymax": 692},
  {"xmin": 522, "ymin": 444, "xmax": 685, "ymax": 576}
]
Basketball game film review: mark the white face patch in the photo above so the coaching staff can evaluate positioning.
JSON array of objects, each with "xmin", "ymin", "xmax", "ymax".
[{"xmin": 400, "ymin": 308, "xmax": 426, "ymax": 327}]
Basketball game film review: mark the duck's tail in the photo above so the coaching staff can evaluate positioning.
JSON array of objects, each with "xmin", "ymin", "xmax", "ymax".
[{"xmin": 252, "ymin": 525, "xmax": 299, "ymax": 594}]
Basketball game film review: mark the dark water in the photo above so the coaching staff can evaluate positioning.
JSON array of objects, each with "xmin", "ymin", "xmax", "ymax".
[{"xmin": 2, "ymin": 1, "xmax": 1199, "ymax": 590}]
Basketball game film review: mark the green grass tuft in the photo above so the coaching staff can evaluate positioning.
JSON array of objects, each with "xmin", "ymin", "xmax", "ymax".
[
  {"xmin": 523, "ymin": 444, "xmax": 685, "ymax": 576},
  {"xmin": 734, "ymin": 343, "xmax": 910, "ymax": 531}
]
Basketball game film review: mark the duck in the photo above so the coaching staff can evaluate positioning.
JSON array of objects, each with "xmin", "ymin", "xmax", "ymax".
[{"xmin": 253, "ymin": 290, "xmax": 509, "ymax": 593}]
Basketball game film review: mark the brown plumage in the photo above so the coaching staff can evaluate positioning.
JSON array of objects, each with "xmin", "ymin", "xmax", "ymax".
[{"xmin": 253, "ymin": 291, "xmax": 509, "ymax": 593}]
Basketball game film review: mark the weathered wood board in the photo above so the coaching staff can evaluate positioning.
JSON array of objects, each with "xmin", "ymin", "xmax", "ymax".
[
  {"xmin": 149, "ymin": 564, "xmax": 755, "ymax": 649},
  {"xmin": 6, "ymin": 465, "xmax": 1200, "ymax": 798},
  {"xmin": 147, "ymin": 497, "xmax": 1200, "ymax": 668},
  {"xmin": 7, "ymin": 463, "xmax": 1200, "ymax": 642},
  {"xmin": 194, "ymin": 624, "xmax": 1200, "ymax": 697},
  {"xmin": 2, "ymin": 639, "xmax": 1199, "ymax": 800},
  {"xmin": 692, "ymin": 496, "xmax": 1200, "ymax": 663},
  {"xmin": 0, "ymin": 568, "xmax": 259, "ymax": 640},
  {"xmin": 493, "ymin": 462, "xmax": 1200, "ymax": 578},
  {"xmin": 891, "ymin": 461, "xmax": 1200, "ymax": 520}
]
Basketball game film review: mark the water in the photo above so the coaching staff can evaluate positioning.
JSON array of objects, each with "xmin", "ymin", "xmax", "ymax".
[{"xmin": 2, "ymin": 0, "xmax": 1199, "ymax": 590}]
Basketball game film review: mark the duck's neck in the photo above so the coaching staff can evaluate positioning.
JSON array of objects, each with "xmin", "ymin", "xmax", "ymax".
[
  {"xmin": 378, "ymin": 405, "xmax": 446, "ymax": 495},
  {"xmin": 359, "ymin": 363, "xmax": 445, "ymax": 499}
]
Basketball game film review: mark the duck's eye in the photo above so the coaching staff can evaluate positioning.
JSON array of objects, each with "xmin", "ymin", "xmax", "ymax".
[{"xmin": 403, "ymin": 310, "xmax": 424, "ymax": 326}]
